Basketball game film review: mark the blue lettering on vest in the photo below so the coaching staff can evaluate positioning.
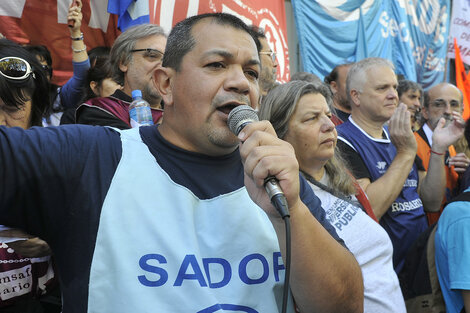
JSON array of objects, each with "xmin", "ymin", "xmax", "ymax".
[
  {"xmin": 203, "ymin": 258, "xmax": 232, "ymax": 288},
  {"xmin": 272, "ymin": 252, "xmax": 284, "ymax": 282},
  {"xmin": 197, "ymin": 303, "xmax": 258, "ymax": 312},
  {"xmin": 238, "ymin": 253, "xmax": 268, "ymax": 285},
  {"xmin": 137, "ymin": 254, "xmax": 168, "ymax": 287},
  {"xmin": 138, "ymin": 252, "xmax": 283, "ymax": 288},
  {"xmin": 174, "ymin": 254, "xmax": 208, "ymax": 287}
]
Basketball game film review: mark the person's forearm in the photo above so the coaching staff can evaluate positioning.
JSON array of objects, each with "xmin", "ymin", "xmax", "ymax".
[
  {"xmin": 419, "ymin": 147, "xmax": 446, "ymax": 212},
  {"xmin": 363, "ymin": 151, "xmax": 415, "ymax": 219},
  {"xmin": 70, "ymin": 29, "xmax": 88, "ymax": 63},
  {"xmin": 270, "ymin": 201, "xmax": 363, "ymax": 313},
  {"xmin": 67, "ymin": 0, "xmax": 87, "ymax": 62},
  {"xmin": 60, "ymin": 59, "xmax": 91, "ymax": 108}
]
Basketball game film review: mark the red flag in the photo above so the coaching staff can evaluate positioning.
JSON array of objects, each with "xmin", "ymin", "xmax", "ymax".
[
  {"xmin": 0, "ymin": 0, "xmax": 119, "ymax": 86},
  {"xmin": 454, "ymin": 38, "xmax": 470, "ymax": 120},
  {"xmin": 148, "ymin": 0, "xmax": 290, "ymax": 83},
  {"xmin": 0, "ymin": 0, "xmax": 289, "ymax": 84}
]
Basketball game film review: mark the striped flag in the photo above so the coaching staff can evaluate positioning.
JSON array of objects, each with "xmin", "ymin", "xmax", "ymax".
[
  {"xmin": 354, "ymin": 7, "xmax": 368, "ymax": 61},
  {"xmin": 107, "ymin": 0, "xmax": 149, "ymax": 32}
]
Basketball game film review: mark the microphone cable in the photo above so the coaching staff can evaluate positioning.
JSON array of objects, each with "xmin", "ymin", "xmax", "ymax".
[
  {"xmin": 227, "ymin": 105, "xmax": 292, "ymax": 313},
  {"xmin": 269, "ymin": 185, "xmax": 291, "ymax": 313},
  {"xmin": 280, "ymin": 208, "xmax": 291, "ymax": 313}
]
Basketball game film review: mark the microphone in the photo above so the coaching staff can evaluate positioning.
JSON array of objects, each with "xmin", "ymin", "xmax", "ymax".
[{"xmin": 228, "ymin": 105, "xmax": 289, "ymax": 218}]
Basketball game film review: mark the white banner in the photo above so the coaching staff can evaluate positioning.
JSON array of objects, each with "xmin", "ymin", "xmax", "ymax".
[{"xmin": 447, "ymin": 0, "xmax": 470, "ymax": 65}]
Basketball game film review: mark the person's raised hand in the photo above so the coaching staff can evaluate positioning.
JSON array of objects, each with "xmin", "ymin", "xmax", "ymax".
[
  {"xmin": 431, "ymin": 111, "xmax": 465, "ymax": 154},
  {"xmin": 389, "ymin": 103, "xmax": 417, "ymax": 156},
  {"xmin": 68, "ymin": 0, "xmax": 83, "ymax": 34}
]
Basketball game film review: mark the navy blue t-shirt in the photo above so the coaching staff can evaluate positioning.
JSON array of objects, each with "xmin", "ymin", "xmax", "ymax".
[{"xmin": 0, "ymin": 124, "xmax": 342, "ymax": 312}]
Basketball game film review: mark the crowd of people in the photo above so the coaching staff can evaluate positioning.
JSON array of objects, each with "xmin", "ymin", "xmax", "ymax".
[{"xmin": 0, "ymin": 4, "xmax": 469, "ymax": 313}]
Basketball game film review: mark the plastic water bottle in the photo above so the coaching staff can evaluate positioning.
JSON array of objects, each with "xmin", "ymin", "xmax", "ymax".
[{"xmin": 129, "ymin": 90, "xmax": 154, "ymax": 127}]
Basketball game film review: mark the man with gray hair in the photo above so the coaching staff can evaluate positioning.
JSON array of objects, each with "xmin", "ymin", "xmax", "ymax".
[
  {"xmin": 336, "ymin": 57, "xmax": 465, "ymax": 274},
  {"xmin": 77, "ymin": 24, "xmax": 167, "ymax": 128}
]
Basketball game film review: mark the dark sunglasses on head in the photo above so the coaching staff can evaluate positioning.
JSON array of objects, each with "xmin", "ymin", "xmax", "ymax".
[{"xmin": 0, "ymin": 57, "xmax": 35, "ymax": 81}]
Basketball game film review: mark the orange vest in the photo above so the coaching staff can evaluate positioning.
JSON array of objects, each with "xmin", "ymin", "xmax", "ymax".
[{"xmin": 414, "ymin": 131, "xmax": 459, "ymax": 225}]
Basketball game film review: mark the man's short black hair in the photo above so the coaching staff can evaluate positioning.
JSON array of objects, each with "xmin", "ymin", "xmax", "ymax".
[
  {"xmin": 324, "ymin": 63, "xmax": 353, "ymax": 84},
  {"xmin": 397, "ymin": 79, "xmax": 422, "ymax": 98},
  {"xmin": 249, "ymin": 25, "xmax": 266, "ymax": 40},
  {"xmin": 162, "ymin": 13, "xmax": 260, "ymax": 72}
]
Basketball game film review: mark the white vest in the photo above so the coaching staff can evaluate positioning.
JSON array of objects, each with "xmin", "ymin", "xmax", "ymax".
[{"xmin": 87, "ymin": 128, "xmax": 294, "ymax": 312}]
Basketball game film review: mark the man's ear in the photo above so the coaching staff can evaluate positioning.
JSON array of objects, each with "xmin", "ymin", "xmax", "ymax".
[
  {"xmin": 119, "ymin": 61, "xmax": 128, "ymax": 73},
  {"xmin": 421, "ymin": 106, "xmax": 429, "ymax": 120},
  {"xmin": 350, "ymin": 89, "xmax": 360, "ymax": 107},
  {"xmin": 330, "ymin": 81, "xmax": 338, "ymax": 94},
  {"xmin": 154, "ymin": 67, "xmax": 175, "ymax": 107}
]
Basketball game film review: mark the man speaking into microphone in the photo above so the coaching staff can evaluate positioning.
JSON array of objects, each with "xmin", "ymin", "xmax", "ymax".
[{"xmin": 0, "ymin": 13, "xmax": 363, "ymax": 313}]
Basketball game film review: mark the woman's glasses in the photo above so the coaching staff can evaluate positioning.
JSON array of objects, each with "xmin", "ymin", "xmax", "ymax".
[{"xmin": 0, "ymin": 57, "xmax": 35, "ymax": 81}]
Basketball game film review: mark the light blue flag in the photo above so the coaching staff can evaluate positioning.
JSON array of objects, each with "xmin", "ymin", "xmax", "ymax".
[
  {"xmin": 355, "ymin": 7, "xmax": 368, "ymax": 61},
  {"xmin": 291, "ymin": 0, "xmax": 450, "ymax": 89},
  {"xmin": 108, "ymin": 0, "xmax": 150, "ymax": 32}
]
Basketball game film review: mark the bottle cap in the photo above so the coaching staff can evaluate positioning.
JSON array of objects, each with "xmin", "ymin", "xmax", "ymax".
[{"xmin": 131, "ymin": 89, "xmax": 142, "ymax": 99}]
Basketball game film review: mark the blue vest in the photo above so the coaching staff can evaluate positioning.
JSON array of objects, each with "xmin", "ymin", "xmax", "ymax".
[{"xmin": 337, "ymin": 119, "xmax": 428, "ymax": 273}]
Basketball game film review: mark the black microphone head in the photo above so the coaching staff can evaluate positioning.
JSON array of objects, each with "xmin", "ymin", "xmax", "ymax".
[{"xmin": 227, "ymin": 105, "xmax": 259, "ymax": 135}]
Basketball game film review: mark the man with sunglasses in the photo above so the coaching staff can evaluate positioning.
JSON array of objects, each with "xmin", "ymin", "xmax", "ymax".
[
  {"xmin": 415, "ymin": 83, "xmax": 470, "ymax": 224},
  {"xmin": 249, "ymin": 26, "xmax": 278, "ymax": 102},
  {"xmin": 76, "ymin": 24, "xmax": 166, "ymax": 129}
]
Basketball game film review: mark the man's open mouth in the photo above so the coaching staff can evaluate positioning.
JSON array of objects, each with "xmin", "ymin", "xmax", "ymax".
[{"xmin": 218, "ymin": 103, "xmax": 239, "ymax": 114}]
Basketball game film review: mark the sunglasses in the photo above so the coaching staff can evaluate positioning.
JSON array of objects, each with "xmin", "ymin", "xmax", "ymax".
[
  {"xmin": 259, "ymin": 51, "xmax": 277, "ymax": 62},
  {"xmin": 0, "ymin": 57, "xmax": 35, "ymax": 81}
]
